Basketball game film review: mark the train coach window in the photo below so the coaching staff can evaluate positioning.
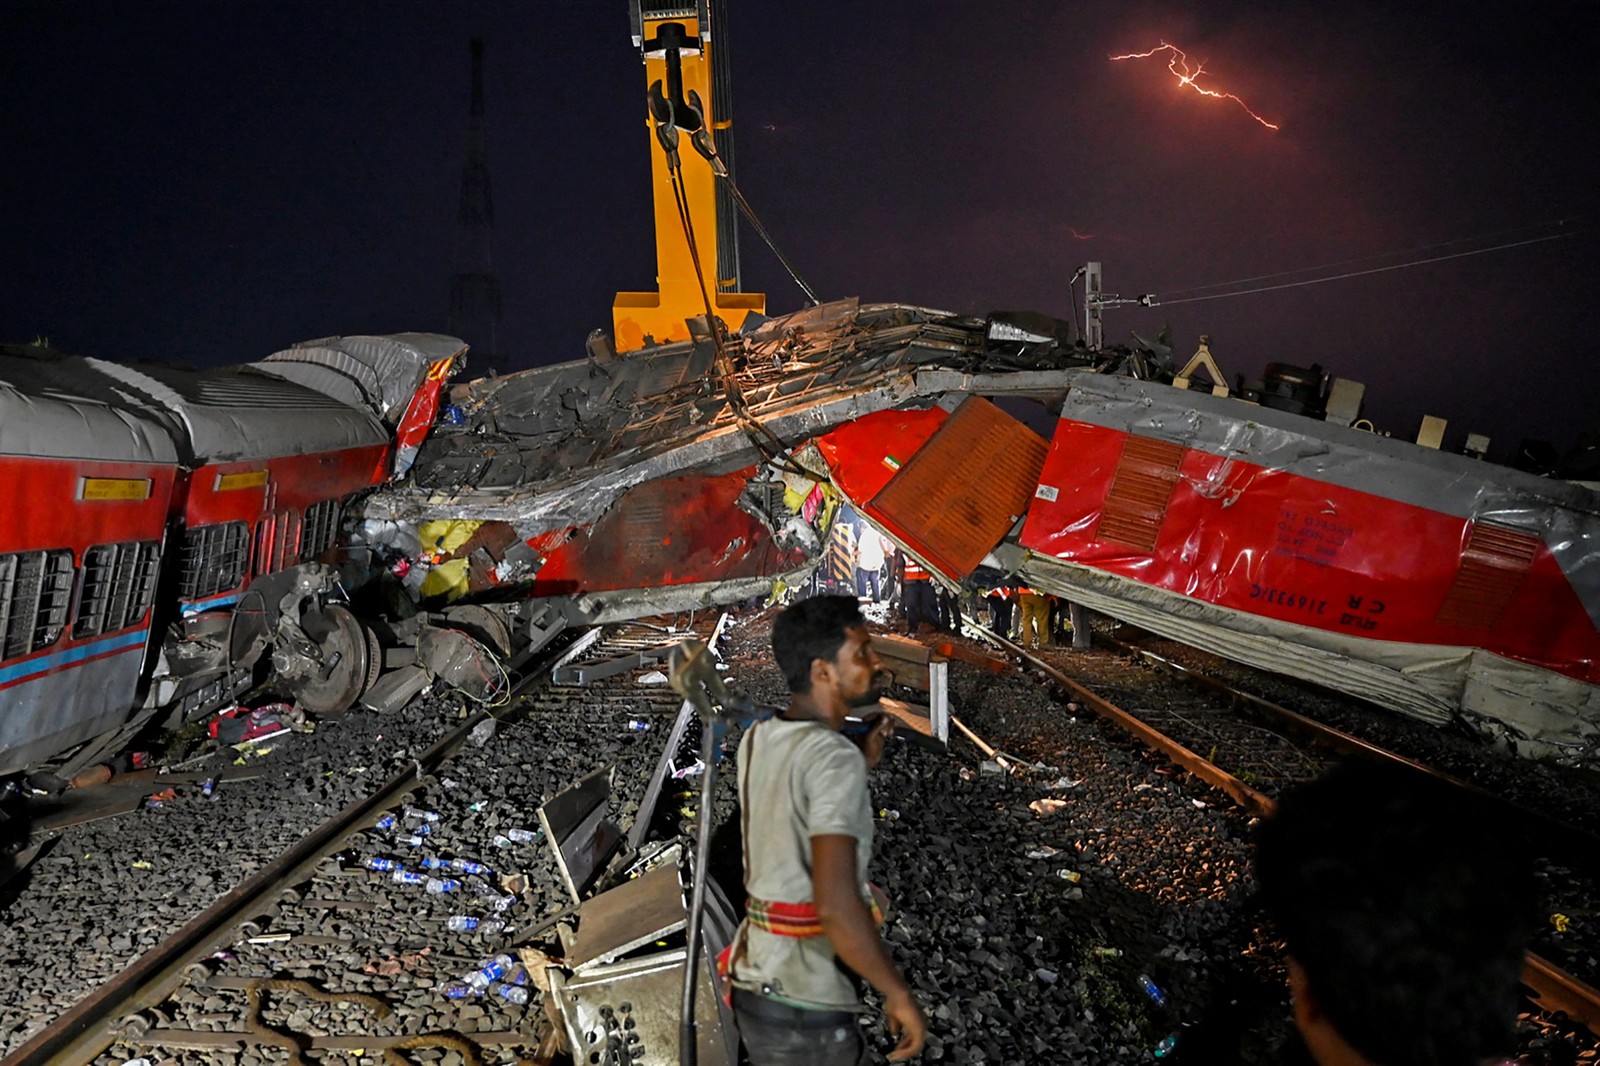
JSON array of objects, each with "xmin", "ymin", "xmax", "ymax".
[
  {"xmin": 74, "ymin": 541, "xmax": 161, "ymax": 638},
  {"xmin": 300, "ymin": 498, "xmax": 342, "ymax": 562},
  {"xmin": 0, "ymin": 549, "xmax": 74, "ymax": 661},
  {"xmin": 179, "ymin": 522, "xmax": 250, "ymax": 601}
]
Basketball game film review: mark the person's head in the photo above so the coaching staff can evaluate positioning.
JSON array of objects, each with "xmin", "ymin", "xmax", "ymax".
[
  {"xmin": 771, "ymin": 594, "xmax": 881, "ymax": 712},
  {"xmin": 1255, "ymin": 761, "xmax": 1535, "ymax": 1066}
]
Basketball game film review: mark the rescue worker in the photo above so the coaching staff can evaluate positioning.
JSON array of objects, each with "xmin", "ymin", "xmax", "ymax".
[
  {"xmin": 1016, "ymin": 585, "xmax": 1049, "ymax": 648},
  {"xmin": 726, "ymin": 596, "xmax": 928, "ymax": 1064},
  {"xmin": 895, "ymin": 550, "xmax": 937, "ymax": 634},
  {"xmin": 984, "ymin": 585, "xmax": 1014, "ymax": 638}
]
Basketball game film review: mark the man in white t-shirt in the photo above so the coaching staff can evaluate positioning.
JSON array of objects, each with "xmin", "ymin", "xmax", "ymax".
[
  {"xmin": 725, "ymin": 595, "xmax": 927, "ymax": 1064},
  {"xmin": 854, "ymin": 527, "xmax": 886, "ymax": 601}
]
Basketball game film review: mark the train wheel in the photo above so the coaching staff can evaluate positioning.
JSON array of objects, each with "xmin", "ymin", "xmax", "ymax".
[{"xmin": 292, "ymin": 603, "xmax": 370, "ymax": 714}]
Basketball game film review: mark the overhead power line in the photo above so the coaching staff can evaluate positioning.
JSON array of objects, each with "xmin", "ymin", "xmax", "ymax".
[
  {"xmin": 1154, "ymin": 217, "xmax": 1584, "ymax": 299},
  {"xmin": 1156, "ymin": 230, "xmax": 1576, "ymax": 308}
]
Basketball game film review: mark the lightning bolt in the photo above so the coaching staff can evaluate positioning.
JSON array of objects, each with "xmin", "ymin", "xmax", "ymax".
[{"xmin": 1110, "ymin": 41, "xmax": 1280, "ymax": 131}]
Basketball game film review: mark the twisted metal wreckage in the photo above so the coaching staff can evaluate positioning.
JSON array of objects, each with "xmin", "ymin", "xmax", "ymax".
[{"xmin": 352, "ymin": 297, "xmax": 1600, "ymax": 766}]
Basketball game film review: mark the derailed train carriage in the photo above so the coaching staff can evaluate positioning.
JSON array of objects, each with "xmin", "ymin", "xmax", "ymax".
[
  {"xmin": 0, "ymin": 334, "xmax": 463, "ymax": 778},
  {"xmin": 361, "ymin": 298, "xmax": 1600, "ymax": 765}
]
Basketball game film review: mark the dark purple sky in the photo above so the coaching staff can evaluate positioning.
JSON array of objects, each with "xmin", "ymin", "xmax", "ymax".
[{"xmin": 3, "ymin": 2, "xmax": 1594, "ymax": 459}]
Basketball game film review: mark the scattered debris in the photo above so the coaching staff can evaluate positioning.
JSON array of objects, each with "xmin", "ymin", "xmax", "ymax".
[{"xmin": 469, "ymin": 718, "xmax": 498, "ymax": 747}]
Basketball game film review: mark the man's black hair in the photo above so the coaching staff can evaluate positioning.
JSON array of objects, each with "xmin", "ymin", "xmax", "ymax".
[
  {"xmin": 772, "ymin": 595, "xmax": 865, "ymax": 694},
  {"xmin": 1255, "ymin": 761, "xmax": 1535, "ymax": 1066}
]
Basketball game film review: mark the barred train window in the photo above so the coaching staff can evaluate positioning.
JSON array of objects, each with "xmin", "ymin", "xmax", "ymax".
[
  {"xmin": 300, "ymin": 498, "xmax": 342, "ymax": 562},
  {"xmin": 0, "ymin": 550, "xmax": 75, "ymax": 661},
  {"xmin": 74, "ymin": 541, "xmax": 161, "ymax": 638},
  {"xmin": 178, "ymin": 522, "xmax": 250, "ymax": 601}
]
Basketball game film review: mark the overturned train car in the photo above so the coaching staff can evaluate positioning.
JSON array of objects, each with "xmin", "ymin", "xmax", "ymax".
[
  {"xmin": 367, "ymin": 299, "xmax": 1599, "ymax": 764},
  {"xmin": 0, "ymin": 334, "xmax": 463, "ymax": 777}
]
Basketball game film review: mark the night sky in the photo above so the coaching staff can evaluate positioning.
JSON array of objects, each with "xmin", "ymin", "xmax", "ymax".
[{"xmin": 4, "ymin": 2, "xmax": 1595, "ymax": 460}]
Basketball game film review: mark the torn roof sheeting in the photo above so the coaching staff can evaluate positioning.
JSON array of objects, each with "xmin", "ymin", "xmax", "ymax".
[
  {"xmin": 363, "ymin": 300, "xmax": 1088, "ymax": 532},
  {"xmin": 254, "ymin": 333, "xmax": 468, "ymax": 425}
]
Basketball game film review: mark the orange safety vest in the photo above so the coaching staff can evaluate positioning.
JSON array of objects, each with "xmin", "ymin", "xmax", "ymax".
[{"xmin": 902, "ymin": 558, "xmax": 930, "ymax": 582}]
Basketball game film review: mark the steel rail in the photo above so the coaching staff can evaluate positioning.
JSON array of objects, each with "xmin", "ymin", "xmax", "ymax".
[
  {"xmin": 0, "ymin": 626, "xmax": 591, "ymax": 1066},
  {"xmin": 965, "ymin": 622, "xmax": 1600, "ymax": 1036},
  {"xmin": 1100, "ymin": 633, "xmax": 1600, "ymax": 864}
]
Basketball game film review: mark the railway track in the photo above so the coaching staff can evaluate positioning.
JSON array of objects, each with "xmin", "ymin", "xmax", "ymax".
[
  {"xmin": 4, "ymin": 603, "xmax": 1595, "ymax": 1065},
  {"xmin": 1, "ymin": 617, "xmax": 722, "ymax": 1066},
  {"xmin": 952, "ymin": 619, "xmax": 1600, "ymax": 1038}
]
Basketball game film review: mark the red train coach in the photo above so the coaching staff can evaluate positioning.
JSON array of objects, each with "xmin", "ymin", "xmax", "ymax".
[
  {"xmin": 1, "ymin": 347, "xmax": 183, "ymax": 775},
  {"xmin": 0, "ymin": 334, "xmax": 464, "ymax": 778}
]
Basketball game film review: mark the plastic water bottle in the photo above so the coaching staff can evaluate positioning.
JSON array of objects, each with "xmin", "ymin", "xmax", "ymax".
[
  {"xmin": 404, "ymin": 806, "xmax": 441, "ymax": 822},
  {"xmin": 465, "ymin": 954, "xmax": 515, "ymax": 989},
  {"xmin": 450, "ymin": 858, "xmax": 491, "ymax": 875},
  {"xmin": 392, "ymin": 870, "xmax": 427, "ymax": 885},
  {"xmin": 366, "ymin": 857, "xmax": 403, "ymax": 873},
  {"xmin": 1137, "ymin": 974, "xmax": 1167, "ymax": 1008},
  {"xmin": 411, "ymin": 823, "xmax": 434, "ymax": 836},
  {"xmin": 492, "ymin": 827, "xmax": 540, "ymax": 848},
  {"xmin": 473, "ymin": 889, "xmax": 516, "ymax": 912},
  {"xmin": 493, "ymin": 983, "xmax": 529, "ymax": 1005},
  {"xmin": 373, "ymin": 814, "xmax": 396, "ymax": 831},
  {"xmin": 1154, "ymin": 1034, "xmax": 1178, "ymax": 1058},
  {"xmin": 425, "ymin": 877, "xmax": 463, "ymax": 894},
  {"xmin": 624, "ymin": 719, "xmax": 650, "ymax": 732},
  {"xmin": 442, "ymin": 981, "xmax": 479, "ymax": 999},
  {"xmin": 447, "ymin": 916, "xmax": 506, "ymax": 934},
  {"xmin": 400, "ymin": 834, "xmax": 428, "ymax": 848},
  {"xmin": 419, "ymin": 857, "xmax": 452, "ymax": 870}
]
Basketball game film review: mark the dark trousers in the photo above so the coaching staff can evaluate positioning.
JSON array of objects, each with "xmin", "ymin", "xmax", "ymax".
[
  {"xmin": 733, "ymin": 989, "xmax": 864, "ymax": 1066},
  {"xmin": 903, "ymin": 580, "xmax": 936, "ymax": 631},
  {"xmin": 987, "ymin": 597, "xmax": 1013, "ymax": 636},
  {"xmin": 855, "ymin": 566, "xmax": 880, "ymax": 601}
]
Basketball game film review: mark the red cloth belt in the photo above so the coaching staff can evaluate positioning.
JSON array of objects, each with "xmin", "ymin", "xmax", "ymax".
[{"xmin": 748, "ymin": 898, "xmax": 826, "ymax": 937}]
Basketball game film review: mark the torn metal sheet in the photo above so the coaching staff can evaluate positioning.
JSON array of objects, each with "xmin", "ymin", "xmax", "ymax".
[
  {"xmin": 567, "ymin": 861, "xmax": 687, "ymax": 973},
  {"xmin": 538, "ymin": 765, "xmax": 624, "ymax": 905}
]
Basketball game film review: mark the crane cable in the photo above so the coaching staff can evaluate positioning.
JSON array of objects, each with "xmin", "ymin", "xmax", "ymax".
[
  {"xmin": 664, "ymin": 151, "xmax": 809, "ymax": 478},
  {"xmin": 719, "ymin": 175, "xmax": 821, "ymax": 307}
]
